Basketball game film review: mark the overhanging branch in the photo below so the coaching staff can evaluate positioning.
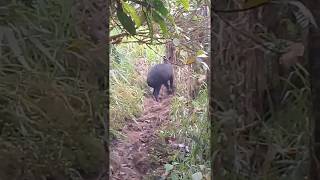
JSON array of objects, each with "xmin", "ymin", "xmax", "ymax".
[{"xmin": 213, "ymin": 1, "xmax": 270, "ymax": 13}]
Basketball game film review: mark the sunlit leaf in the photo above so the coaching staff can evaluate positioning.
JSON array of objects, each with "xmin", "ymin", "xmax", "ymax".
[
  {"xmin": 153, "ymin": 0, "xmax": 169, "ymax": 17},
  {"xmin": 144, "ymin": 10, "xmax": 154, "ymax": 40},
  {"xmin": 152, "ymin": 11, "xmax": 168, "ymax": 35},
  {"xmin": 178, "ymin": 0, "xmax": 190, "ymax": 11},
  {"xmin": 196, "ymin": 50, "xmax": 207, "ymax": 56},
  {"xmin": 117, "ymin": 6, "xmax": 136, "ymax": 35},
  {"xmin": 122, "ymin": 2, "xmax": 142, "ymax": 27},
  {"xmin": 158, "ymin": 21, "xmax": 168, "ymax": 35}
]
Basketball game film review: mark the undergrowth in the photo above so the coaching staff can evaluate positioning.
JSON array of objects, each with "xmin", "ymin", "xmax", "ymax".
[
  {"xmin": 218, "ymin": 64, "xmax": 310, "ymax": 179},
  {"xmin": 0, "ymin": 0, "xmax": 106, "ymax": 179},
  {"xmin": 109, "ymin": 42, "xmax": 164, "ymax": 137},
  {"xmin": 159, "ymin": 86, "xmax": 211, "ymax": 179},
  {"xmin": 109, "ymin": 55, "xmax": 144, "ymax": 130}
]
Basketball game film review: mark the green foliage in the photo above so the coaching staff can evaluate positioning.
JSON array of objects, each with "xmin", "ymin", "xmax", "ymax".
[
  {"xmin": 109, "ymin": 43, "xmax": 164, "ymax": 132},
  {"xmin": 112, "ymin": 0, "xmax": 196, "ymax": 42},
  {"xmin": 178, "ymin": 0, "xmax": 190, "ymax": 11},
  {"xmin": 152, "ymin": 11, "xmax": 168, "ymax": 35},
  {"xmin": 117, "ymin": 5, "xmax": 137, "ymax": 35},
  {"xmin": 109, "ymin": 72, "xmax": 144, "ymax": 130},
  {"xmin": 153, "ymin": 0, "xmax": 169, "ymax": 17},
  {"xmin": 217, "ymin": 64, "xmax": 310, "ymax": 179},
  {"xmin": 122, "ymin": 2, "xmax": 142, "ymax": 28},
  {"xmin": 159, "ymin": 88, "xmax": 210, "ymax": 179}
]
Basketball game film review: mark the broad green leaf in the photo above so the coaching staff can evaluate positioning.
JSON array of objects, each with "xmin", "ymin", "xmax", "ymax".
[
  {"xmin": 122, "ymin": 2, "xmax": 142, "ymax": 27},
  {"xmin": 196, "ymin": 50, "xmax": 207, "ymax": 56},
  {"xmin": 144, "ymin": 10, "xmax": 154, "ymax": 41},
  {"xmin": 153, "ymin": 0, "xmax": 169, "ymax": 17},
  {"xmin": 158, "ymin": 20, "xmax": 168, "ymax": 35},
  {"xmin": 152, "ymin": 11, "xmax": 168, "ymax": 35},
  {"xmin": 192, "ymin": 172, "xmax": 203, "ymax": 180},
  {"xmin": 178, "ymin": 0, "xmax": 190, "ymax": 11},
  {"xmin": 164, "ymin": 164, "xmax": 174, "ymax": 172},
  {"xmin": 152, "ymin": 11, "xmax": 163, "ymax": 23},
  {"xmin": 117, "ymin": 6, "xmax": 136, "ymax": 35},
  {"xmin": 244, "ymin": 0, "xmax": 270, "ymax": 9}
]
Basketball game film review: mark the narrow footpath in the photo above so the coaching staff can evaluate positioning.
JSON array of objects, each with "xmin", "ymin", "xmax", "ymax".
[{"xmin": 110, "ymin": 90, "xmax": 174, "ymax": 180}]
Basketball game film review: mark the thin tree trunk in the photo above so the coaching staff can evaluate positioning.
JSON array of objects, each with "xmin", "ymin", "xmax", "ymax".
[
  {"xmin": 165, "ymin": 41, "xmax": 176, "ymax": 63},
  {"xmin": 305, "ymin": 0, "xmax": 320, "ymax": 179},
  {"xmin": 309, "ymin": 30, "xmax": 320, "ymax": 180}
]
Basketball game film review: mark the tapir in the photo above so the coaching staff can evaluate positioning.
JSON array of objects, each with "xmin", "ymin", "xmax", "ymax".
[{"xmin": 147, "ymin": 57, "xmax": 174, "ymax": 102}]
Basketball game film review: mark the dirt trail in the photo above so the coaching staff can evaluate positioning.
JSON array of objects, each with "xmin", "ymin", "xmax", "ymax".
[{"xmin": 110, "ymin": 90, "xmax": 174, "ymax": 180}]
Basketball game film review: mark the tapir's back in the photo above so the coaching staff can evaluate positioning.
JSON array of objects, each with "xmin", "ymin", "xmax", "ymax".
[{"xmin": 147, "ymin": 63, "xmax": 173, "ymax": 87}]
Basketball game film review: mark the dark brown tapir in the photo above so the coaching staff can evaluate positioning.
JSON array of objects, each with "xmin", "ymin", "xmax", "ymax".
[{"xmin": 147, "ymin": 56, "xmax": 174, "ymax": 102}]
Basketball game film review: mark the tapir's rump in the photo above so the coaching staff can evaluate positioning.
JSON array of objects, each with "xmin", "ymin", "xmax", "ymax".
[
  {"xmin": 147, "ymin": 63, "xmax": 174, "ymax": 102},
  {"xmin": 147, "ymin": 64, "xmax": 173, "ymax": 86}
]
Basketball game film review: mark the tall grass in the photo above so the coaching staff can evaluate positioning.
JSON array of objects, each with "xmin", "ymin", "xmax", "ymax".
[
  {"xmin": 109, "ymin": 42, "xmax": 164, "ymax": 136},
  {"xmin": 109, "ymin": 52, "xmax": 144, "ymax": 131},
  {"xmin": 218, "ymin": 63, "xmax": 310, "ymax": 179},
  {"xmin": 158, "ymin": 86, "xmax": 210, "ymax": 179},
  {"xmin": 0, "ymin": 1, "xmax": 106, "ymax": 179}
]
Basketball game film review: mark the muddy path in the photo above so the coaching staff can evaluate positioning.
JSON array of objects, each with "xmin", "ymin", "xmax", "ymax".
[{"xmin": 110, "ymin": 90, "xmax": 174, "ymax": 180}]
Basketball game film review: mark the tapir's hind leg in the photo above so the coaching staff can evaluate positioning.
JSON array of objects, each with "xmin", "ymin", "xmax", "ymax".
[
  {"xmin": 164, "ymin": 81, "xmax": 171, "ymax": 94},
  {"xmin": 169, "ymin": 76, "xmax": 174, "ymax": 93},
  {"xmin": 153, "ymin": 86, "xmax": 161, "ymax": 102}
]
